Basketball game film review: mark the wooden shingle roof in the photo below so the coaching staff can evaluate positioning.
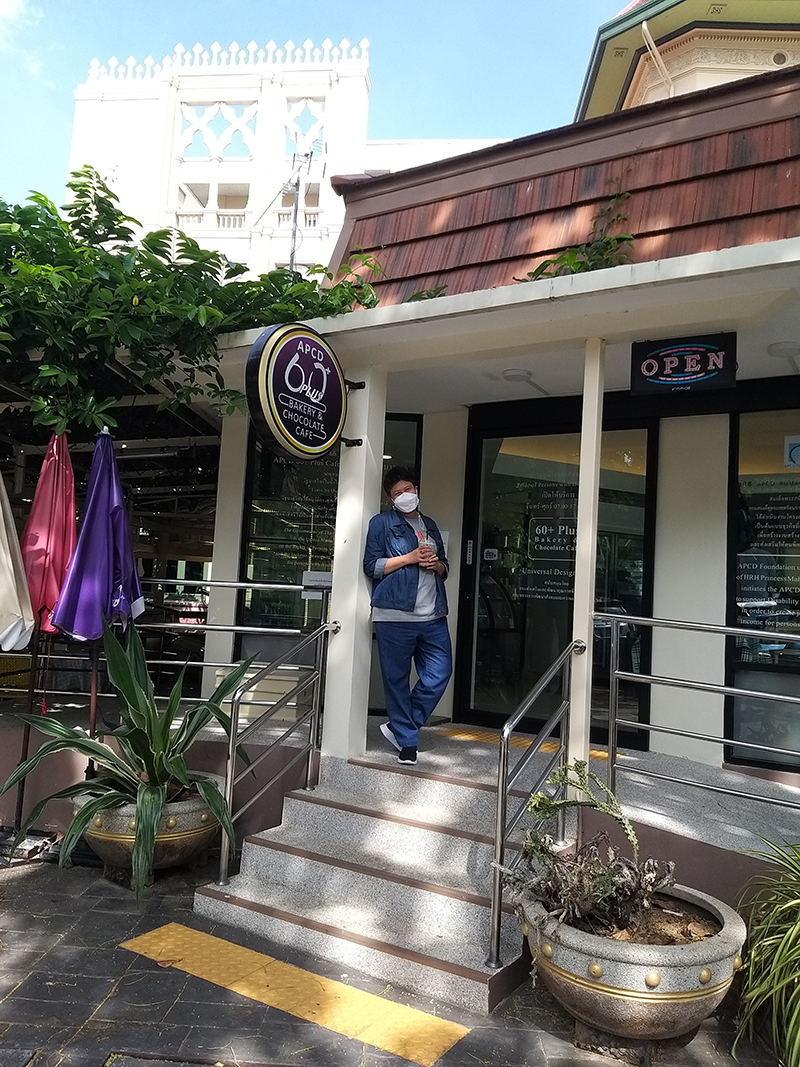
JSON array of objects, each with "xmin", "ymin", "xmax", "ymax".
[{"xmin": 329, "ymin": 68, "xmax": 800, "ymax": 308}]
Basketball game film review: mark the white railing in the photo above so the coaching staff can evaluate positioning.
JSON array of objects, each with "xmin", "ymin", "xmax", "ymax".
[
  {"xmin": 217, "ymin": 211, "xmax": 246, "ymax": 229},
  {"xmin": 175, "ymin": 210, "xmax": 248, "ymax": 230}
]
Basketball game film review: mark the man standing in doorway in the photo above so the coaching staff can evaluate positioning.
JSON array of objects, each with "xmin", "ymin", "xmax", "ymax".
[{"xmin": 363, "ymin": 467, "xmax": 452, "ymax": 765}]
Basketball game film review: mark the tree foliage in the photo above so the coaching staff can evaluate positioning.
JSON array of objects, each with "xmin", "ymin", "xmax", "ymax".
[
  {"xmin": 516, "ymin": 186, "xmax": 634, "ymax": 283},
  {"xmin": 0, "ymin": 166, "xmax": 379, "ymax": 434}
]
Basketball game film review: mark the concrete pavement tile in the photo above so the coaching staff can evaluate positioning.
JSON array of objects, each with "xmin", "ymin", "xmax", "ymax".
[
  {"xmin": 178, "ymin": 1026, "xmax": 270, "ymax": 1063},
  {"xmin": 35, "ymin": 944, "xmax": 138, "ymax": 978},
  {"xmin": 57, "ymin": 914, "xmax": 153, "ymax": 948},
  {"xmin": 0, "ymin": 911, "xmax": 78, "ymax": 935},
  {"xmin": 0, "ymin": 1051, "xmax": 37, "ymax": 1067},
  {"xmin": 0, "ymin": 996, "xmax": 96, "ymax": 1027},
  {"xmin": 0, "ymin": 1023, "xmax": 73, "ymax": 1050},
  {"xmin": 163, "ymin": 994, "xmax": 270, "ymax": 1029},
  {"xmin": 437, "ymin": 1026, "xmax": 548, "ymax": 1067},
  {"xmin": 0, "ymin": 971, "xmax": 27, "ymax": 997},
  {"xmin": 92, "ymin": 969, "xmax": 190, "ymax": 1022},
  {"xmin": 6, "ymin": 972, "xmax": 116, "ymax": 1003},
  {"xmin": 0, "ymin": 1051, "xmax": 36, "ymax": 1066},
  {"xmin": 62, "ymin": 1019, "xmax": 192, "ymax": 1061}
]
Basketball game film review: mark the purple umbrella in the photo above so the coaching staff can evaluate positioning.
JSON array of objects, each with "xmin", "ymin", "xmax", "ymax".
[{"xmin": 52, "ymin": 429, "xmax": 144, "ymax": 642}]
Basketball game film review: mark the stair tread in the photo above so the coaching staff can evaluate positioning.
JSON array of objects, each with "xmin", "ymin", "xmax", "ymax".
[
  {"xmin": 245, "ymin": 818, "xmax": 505, "ymax": 899},
  {"xmin": 199, "ymin": 876, "xmax": 523, "ymax": 977},
  {"xmin": 282, "ymin": 781, "xmax": 530, "ymax": 842}
]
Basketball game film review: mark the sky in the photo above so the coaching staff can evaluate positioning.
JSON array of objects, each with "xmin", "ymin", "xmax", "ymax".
[{"xmin": 0, "ymin": 0, "xmax": 624, "ymax": 210}]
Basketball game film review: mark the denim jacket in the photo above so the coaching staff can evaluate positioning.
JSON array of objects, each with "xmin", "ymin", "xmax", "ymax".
[{"xmin": 363, "ymin": 508, "xmax": 449, "ymax": 615}]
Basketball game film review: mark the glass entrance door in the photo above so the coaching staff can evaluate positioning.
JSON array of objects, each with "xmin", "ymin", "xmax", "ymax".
[{"xmin": 469, "ymin": 429, "xmax": 648, "ymax": 736}]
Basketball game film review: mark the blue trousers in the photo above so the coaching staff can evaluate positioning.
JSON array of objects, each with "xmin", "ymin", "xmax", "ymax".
[{"xmin": 374, "ymin": 618, "xmax": 453, "ymax": 748}]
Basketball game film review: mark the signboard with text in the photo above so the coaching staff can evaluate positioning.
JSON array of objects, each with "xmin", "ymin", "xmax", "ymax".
[
  {"xmin": 631, "ymin": 333, "xmax": 736, "ymax": 395},
  {"xmin": 246, "ymin": 323, "xmax": 347, "ymax": 460}
]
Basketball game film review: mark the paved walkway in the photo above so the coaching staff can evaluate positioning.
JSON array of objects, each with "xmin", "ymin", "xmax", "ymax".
[{"xmin": 0, "ymin": 854, "xmax": 772, "ymax": 1067}]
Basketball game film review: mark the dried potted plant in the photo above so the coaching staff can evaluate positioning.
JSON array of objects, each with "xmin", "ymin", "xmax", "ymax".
[
  {"xmin": 503, "ymin": 761, "xmax": 746, "ymax": 1042},
  {"xmin": 0, "ymin": 622, "xmax": 253, "ymax": 898}
]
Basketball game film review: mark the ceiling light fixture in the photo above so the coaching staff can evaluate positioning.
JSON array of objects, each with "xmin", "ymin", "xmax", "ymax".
[{"xmin": 501, "ymin": 368, "xmax": 550, "ymax": 396}]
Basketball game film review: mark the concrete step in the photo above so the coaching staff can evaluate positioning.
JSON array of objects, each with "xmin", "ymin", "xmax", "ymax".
[
  {"xmin": 278, "ymin": 780, "xmax": 526, "ymax": 863},
  {"xmin": 194, "ymin": 875, "xmax": 525, "ymax": 1013},
  {"xmin": 318, "ymin": 754, "xmax": 514, "ymax": 830},
  {"xmin": 239, "ymin": 823, "xmax": 510, "ymax": 927}
]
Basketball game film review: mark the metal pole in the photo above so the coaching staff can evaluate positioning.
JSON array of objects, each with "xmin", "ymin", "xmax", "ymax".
[
  {"xmin": 85, "ymin": 639, "xmax": 100, "ymax": 780},
  {"xmin": 217, "ymin": 681, "xmax": 242, "ymax": 887},
  {"xmin": 486, "ymin": 733, "xmax": 510, "ymax": 969},
  {"xmin": 13, "ymin": 623, "xmax": 41, "ymax": 832},
  {"xmin": 288, "ymin": 170, "xmax": 301, "ymax": 272},
  {"xmin": 555, "ymin": 656, "xmax": 571, "ymax": 848},
  {"xmin": 608, "ymin": 617, "xmax": 621, "ymax": 793},
  {"xmin": 305, "ymin": 590, "xmax": 331, "ymax": 790}
]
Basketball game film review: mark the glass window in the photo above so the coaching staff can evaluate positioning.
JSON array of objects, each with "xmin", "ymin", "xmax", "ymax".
[
  {"xmin": 732, "ymin": 410, "xmax": 800, "ymax": 767},
  {"xmin": 239, "ymin": 417, "xmax": 421, "ymax": 630},
  {"xmin": 472, "ymin": 429, "xmax": 647, "ymax": 734}
]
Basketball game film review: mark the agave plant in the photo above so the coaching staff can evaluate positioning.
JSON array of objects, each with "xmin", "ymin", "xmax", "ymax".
[
  {"xmin": 0, "ymin": 621, "xmax": 254, "ymax": 897},
  {"xmin": 734, "ymin": 839, "xmax": 800, "ymax": 1066}
]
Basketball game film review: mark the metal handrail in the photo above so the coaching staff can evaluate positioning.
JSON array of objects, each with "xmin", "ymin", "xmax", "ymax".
[
  {"xmin": 601, "ymin": 611, "xmax": 800, "ymax": 797},
  {"xmin": 216, "ymin": 596, "xmax": 340, "ymax": 886},
  {"xmin": 486, "ymin": 637, "xmax": 586, "ymax": 969}
]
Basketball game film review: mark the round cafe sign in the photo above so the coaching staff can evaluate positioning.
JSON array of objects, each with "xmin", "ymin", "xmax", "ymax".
[{"xmin": 245, "ymin": 323, "xmax": 347, "ymax": 460}]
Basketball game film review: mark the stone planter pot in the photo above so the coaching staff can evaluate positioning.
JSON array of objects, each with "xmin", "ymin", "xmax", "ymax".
[
  {"xmin": 521, "ymin": 885, "xmax": 746, "ymax": 1040},
  {"xmin": 74, "ymin": 774, "xmax": 223, "ymax": 884}
]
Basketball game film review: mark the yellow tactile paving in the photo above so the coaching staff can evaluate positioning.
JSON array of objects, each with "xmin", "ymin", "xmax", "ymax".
[
  {"xmin": 121, "ymin": 923, "xmax": 470, "ymax": 1067},
  {"xmin": 438, "ymin": 724, "xmax": 608, "ymax": 761},
  {"xmin": 122, "ymin": 922, "xmax": 276, "ymax": 986}
]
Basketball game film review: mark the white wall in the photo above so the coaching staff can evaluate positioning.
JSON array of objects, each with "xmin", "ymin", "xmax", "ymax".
[
  {"xmin": 650, "ymin": 415, "xmax": 730, "ymax": 764},
  {"xmin": 419, "ymin": 409, "xmax": 468, "ymax": 721}
]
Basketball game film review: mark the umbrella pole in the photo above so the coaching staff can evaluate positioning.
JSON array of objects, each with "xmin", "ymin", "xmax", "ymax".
[
  {"xmin": 85, "ymin": 639, "xmax": 100, "ymax": 780},
  {"xmin": 13, "ymin": 621, "xmax": 42, "ymax": 833}
]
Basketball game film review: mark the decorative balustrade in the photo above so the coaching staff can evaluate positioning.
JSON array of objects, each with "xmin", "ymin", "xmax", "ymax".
[
  {"xmin": 175, "ymin": 211, "xmax": 248, "ymax": 230},
  {"xmin": 274, "ymin": 210, "xmax": 322, "ymax": 229},
  {"xmin": 176, "ymin": 212, "xmax": 204, "ymax": 227},
  {"xmin": 86, "ymin": 38, "xmax": 370, "ymax": 82},
  {"xmin": 217, "ymin": 212, "xmax": 246, "ymax": 229}
]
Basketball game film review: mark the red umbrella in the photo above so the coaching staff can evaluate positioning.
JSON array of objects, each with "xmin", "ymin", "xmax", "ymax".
[{"xmin": 20, "ymin": 432, "xmax": 76, "ymax": 632}]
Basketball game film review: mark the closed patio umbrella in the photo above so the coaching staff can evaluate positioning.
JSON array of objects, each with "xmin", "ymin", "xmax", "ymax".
[
  {"xmin": 20, "ymin": 432, "xmax": 76, "ymax": 633},
  {"xmin": 52, "ymin": 428, "xmax": 144, "ymax": 642},
  {"xmin": 0, "ymin": 473, "xmax": 34, "ymax": 651}
]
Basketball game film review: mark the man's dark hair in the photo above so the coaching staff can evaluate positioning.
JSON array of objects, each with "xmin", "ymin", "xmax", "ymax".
[{"xmin": 383, "ymin": 466, "xmax": 417, "ymax": 496}]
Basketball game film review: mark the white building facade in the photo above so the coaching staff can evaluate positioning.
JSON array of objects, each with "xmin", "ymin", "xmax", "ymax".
[{"xmin": 69, "ymin": 38, "xmax": 499, "ymax": 275}]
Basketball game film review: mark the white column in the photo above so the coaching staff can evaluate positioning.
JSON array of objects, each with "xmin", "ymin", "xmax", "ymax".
[
  {"xmin": 419, "ymin": 409, "xmax": 468, "ymax": 721},
  {"xmin": 202, "ymin": 412, "xmax": 249, "ymax": 695},
  {"xmin": 650, "ymin": 415, "xmax": 729, "ymax": 765},
  {"xmin": 322, "ymin": 366, "xmax": 388, "ymax": 758},
  {"xmin": 568, "ymin": 337, "xmax": 606, "ymax": 766}
]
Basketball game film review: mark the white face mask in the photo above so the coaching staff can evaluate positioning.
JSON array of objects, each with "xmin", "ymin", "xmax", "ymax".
[{"xmin": 393, "ymin": 491, "xmax": 419, "ymax": 514}]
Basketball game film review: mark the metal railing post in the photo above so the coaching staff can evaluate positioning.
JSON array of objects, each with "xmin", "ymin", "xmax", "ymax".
[
  {"xmin": 486, "ymin": 732, "xmax": 510, "ymax": 969},
  {"xmin": 554, "ymin": 654, "xmax": 572, "ymax": 848},
  {"xmin": 486, "ymin": 638, "xmax": 583, "ymax": 970},
  {"xmin": 608, "ymin": 617, "xmax": 621, "ymax": 793},
  {"xmin": 217, "ymin": 682, "xmax": 243, "ymax": 887},
  {"xmin": 305, "ymin": 589, "xmax": 333, "ymax": 790}
]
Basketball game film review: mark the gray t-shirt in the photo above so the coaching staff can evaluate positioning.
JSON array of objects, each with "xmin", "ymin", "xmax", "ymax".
[{"xmin": 372, "ymin": 514, "xmax": 441, "ymax": 623}]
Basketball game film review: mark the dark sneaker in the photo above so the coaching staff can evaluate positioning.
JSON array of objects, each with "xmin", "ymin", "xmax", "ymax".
[
  {"xmin": 398, "ymin": 746, "xmax": 417, "ymax": 765},
  {"xmin": 380, "ymin": 722, "xmax": 400, "ymax": 752}
]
